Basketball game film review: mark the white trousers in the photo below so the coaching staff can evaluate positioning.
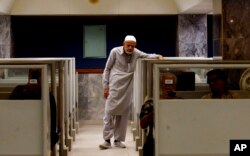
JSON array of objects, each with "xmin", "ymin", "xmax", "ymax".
[{"xmin": 102, "ymin": 113, "xmax": 128, "ymax": 142}]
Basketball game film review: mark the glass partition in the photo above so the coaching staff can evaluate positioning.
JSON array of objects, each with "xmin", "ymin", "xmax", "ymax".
[
  {"xmin": 153, "ymin": 62, "xmax": 250, "ymax": 100},
  {"xmin": 0, "ymin": 67, "xmax": 48, "ymax": 100}
]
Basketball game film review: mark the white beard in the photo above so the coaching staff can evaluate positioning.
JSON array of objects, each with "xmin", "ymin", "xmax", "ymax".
[{"xmin": 125, "ymin": 50, "xmax": 133, "ymax": 55}]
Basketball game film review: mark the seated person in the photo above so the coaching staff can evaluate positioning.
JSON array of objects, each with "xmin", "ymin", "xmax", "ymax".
[
  {"xmin": 140, "ymin": 97, "xmax": 154, "ymax": 156},
  {"xmin": 160, "ymin": 71, "xmax": 182, "ymax": 99},
  {"xmin": 140, "ymin": 72, "xmax": 182, "ymax": 156},
  {"xmin": 202, "ymin": 69, "xmax": 240, "ymax": 99},
  {"xmin": 9, "ymin": 69, "xmax": 59, "ymax": 151},
  {"xmin": 9, "ymin": 69, "xmax": 42, "ymax": 99}
]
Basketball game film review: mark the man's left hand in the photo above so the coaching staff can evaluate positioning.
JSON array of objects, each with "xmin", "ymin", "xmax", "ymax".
[{"xmin": 158, "ymin": 55, "xmax": 164, "ymax": 60}]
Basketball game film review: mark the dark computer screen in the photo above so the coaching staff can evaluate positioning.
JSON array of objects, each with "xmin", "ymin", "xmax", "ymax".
[{"xmin": 174, "ymin": 71, "xmax": 195, "ymax": 91}]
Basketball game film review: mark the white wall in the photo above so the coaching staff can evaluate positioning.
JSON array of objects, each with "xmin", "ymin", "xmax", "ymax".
[
  {"xmin": 0, "ymin": 0, "xmax": 15, "ymax": 14},
  {"xmin": 213, "ymin": 0, "xmax": 222, "ymax": 14},
  {"xmin": 175, "ymin": 0, "xmax": 213, "ymax": 14},
  {"xmin": 175, "ymin": 0, "xmax": 203, "ymax": 12}
]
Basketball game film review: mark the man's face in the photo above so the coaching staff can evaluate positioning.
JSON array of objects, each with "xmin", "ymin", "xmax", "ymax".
[
  {"xmin": 123, "ymin": 41, "xmax": 136, "ymax": 54},
  {"xmin": 207, "ymin": 74, "xmax": 225, "ymax": 93}
]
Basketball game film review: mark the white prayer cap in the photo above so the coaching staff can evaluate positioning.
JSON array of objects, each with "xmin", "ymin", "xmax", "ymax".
[{"xmin": 124, "ymin": 35, "xmax": 136, "ymax": 42}]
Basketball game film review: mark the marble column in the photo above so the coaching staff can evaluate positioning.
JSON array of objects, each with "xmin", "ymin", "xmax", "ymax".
[
  {"xmin": 222, "ymin": 0, "xmax": 250, "ymax": 89},
  {"xmin": 78, "ymin": 74, "xmax": 104, "ymax": 120},
  {"xmin": 0, "ymin": 15, "xmax": 11, "ymax": 58},
  {"xmin": 222, "ymin": 0, "xmax": 250, "ymax": 60},
  {"xmin": 178, "ymin": 14, "xmax": 208, "ymax": 57}
]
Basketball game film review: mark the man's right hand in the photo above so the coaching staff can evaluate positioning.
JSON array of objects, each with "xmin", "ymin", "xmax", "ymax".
[{"xmin": 103, "ymin": 88, "xmax": 109, "ymax": 99}]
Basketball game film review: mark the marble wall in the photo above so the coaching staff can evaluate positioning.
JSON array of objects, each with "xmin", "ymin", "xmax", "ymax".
[
  {"xmin": 178, "ymin": 14, "xmax": 207, "ymax": 57},
  {"xmin": 0, "ymin": 16, "xmax": 11, "ymax": 58},
  {"xmin": 222, "ymin": 0, "xmax": 250, "ymax": 60},
  {"xmin": 78, "ymin": 73, "xmax": 104, "ymax": 120},
  {"xmin": 221, "ymin": 0, "xmax": 250, "ymax": 90}
]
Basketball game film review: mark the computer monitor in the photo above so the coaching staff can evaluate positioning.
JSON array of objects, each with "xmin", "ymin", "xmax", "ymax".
[{"xmin": 174, "ymin": 71, "xmax": 195, "ymax": 91}]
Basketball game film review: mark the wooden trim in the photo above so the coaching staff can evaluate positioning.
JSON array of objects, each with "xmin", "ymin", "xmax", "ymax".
[{"xmin": 76, "ymin": 68, "xmax": 104, "ymax": 74}]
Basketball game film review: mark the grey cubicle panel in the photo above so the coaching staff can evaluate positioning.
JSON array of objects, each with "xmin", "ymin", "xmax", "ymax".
[
  {"xmin": 156, "ymin": 99, "xmax": 250, "ymax": 156},
  {"xmin": 0, "ymin": 64, "xmax": 50, "ymax": 156}
]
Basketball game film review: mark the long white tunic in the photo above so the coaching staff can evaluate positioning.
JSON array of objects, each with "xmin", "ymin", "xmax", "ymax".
[{"xmin": 103, "ymin": 46, "xmax": 159, "ymax": 115}]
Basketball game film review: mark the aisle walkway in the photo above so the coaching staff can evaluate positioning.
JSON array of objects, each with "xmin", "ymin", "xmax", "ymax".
[{"xmin": 68, "ymin": 123, "xmax": 139, "ymax": 156}]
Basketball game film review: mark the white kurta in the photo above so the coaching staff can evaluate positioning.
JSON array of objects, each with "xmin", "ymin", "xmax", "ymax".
[{"xmin": 103, "ymin": 46, "xmax": 159, "ymax": 115}]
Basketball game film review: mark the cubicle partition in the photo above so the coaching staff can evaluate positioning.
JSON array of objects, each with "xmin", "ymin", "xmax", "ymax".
[
  {"xmin": 0, "ymin": 64, "xmax": 50, "ymax": 156},
  {"xmin": 0, "ymin": 58, "xmax": 78, "ymax": 156},
  {"xmin": 134, "ymin": 59, "xmax": 250, "ymax": 156},
  {"xmin": 133, "ymin": 58, "xmax": 211, "ymax": 153}
]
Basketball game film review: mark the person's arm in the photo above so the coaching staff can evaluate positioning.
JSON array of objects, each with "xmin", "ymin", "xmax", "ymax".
[
  {"xmin": 103, "ymin": 88, "xmax": 109, "ymax": 99},
  {"xmin": 140, "ymin": 100, "xmax": 154, "ymax": 129},
  {"xmin": 102, "ymin": 49, "xmax": 116, "ymax": 98},
  {"xmin": 49, "ymin": 92, "xmax": 59, "ymax": 150},
  {"xmin": 156, "ymin": 55, "xmax": 164, "ymax": 60},
  {"xmin": 135, "ymin": 48, "xmax": 163, "ymax": 60},
  {"xmin": 140, "ymin": 111, "xmax": 154, "ymax": 129},
  {"xmin": 230, "ymin": 91, "xmax": 240, "ymax": 99},
  {"xmin": 9, "ymin": 85, "xmax": 25, "ymax": 99}
]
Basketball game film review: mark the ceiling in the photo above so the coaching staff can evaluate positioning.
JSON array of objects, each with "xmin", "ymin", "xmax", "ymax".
[{"xmin": 0, "ymin": 0, "xmax": 218, "ymax": 15}]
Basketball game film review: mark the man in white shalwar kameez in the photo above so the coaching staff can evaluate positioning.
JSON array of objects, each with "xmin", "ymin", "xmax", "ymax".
[{"xmin": 99, "ymin": 35, "xmax": 163, "ymax": 149}]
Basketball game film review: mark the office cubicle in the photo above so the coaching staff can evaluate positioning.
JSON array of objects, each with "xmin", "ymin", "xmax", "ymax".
[
  {"xmin": 134, "ymin": 59, "xmax": 250, "ymax": 156},
  {"xmin": 133, "ymin": 58, "xmax": 211, "ymax": 152},
  {"xmin": 0, "ymin": 64, "xmax": 50, "ymax": 156},
  {"xmin": 0, "ymin": 58, "xmax": 78, "ymax": 156},
  {"xmin": 153, "ymin": 61, "xmax": 250, "ymax": 156}
]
